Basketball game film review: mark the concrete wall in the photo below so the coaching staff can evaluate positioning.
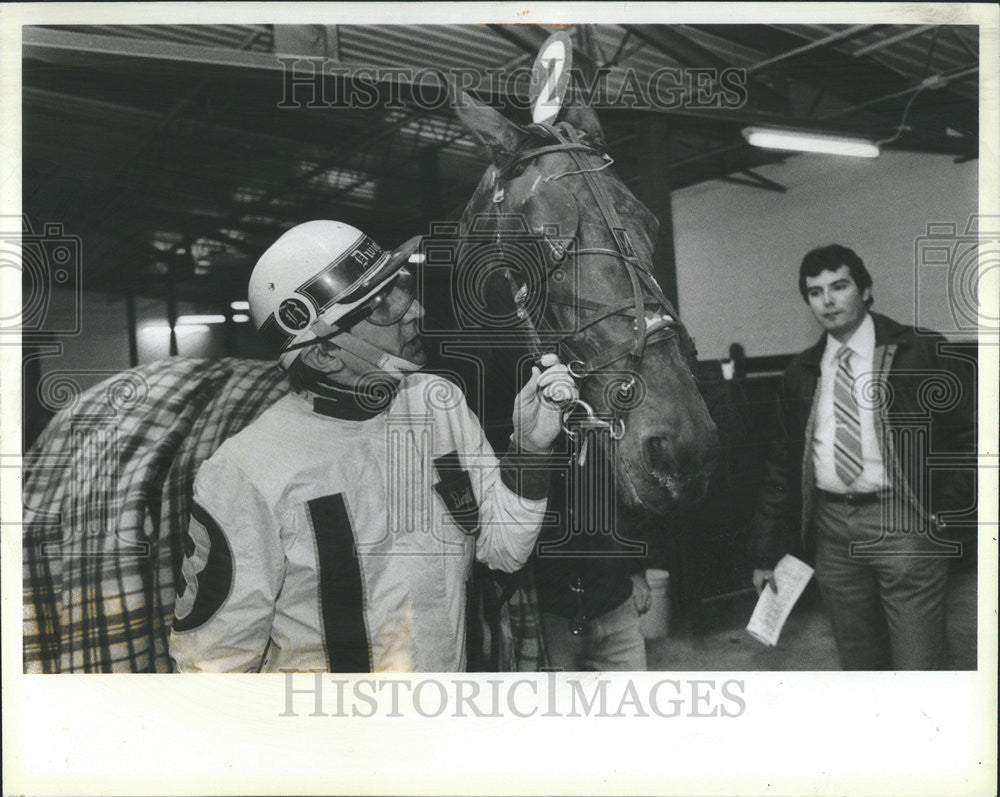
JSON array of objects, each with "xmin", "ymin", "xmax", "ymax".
[
  {"xmin": 32, "ymin": 289, "xmax": 267, "ymax": 395},
  {"xmin": 672, "ymin": 150, "xmax": 979, "ymax": 360}
]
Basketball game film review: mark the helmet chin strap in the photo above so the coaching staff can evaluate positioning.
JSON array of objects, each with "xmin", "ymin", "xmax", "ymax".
[
  {"xmin": 331, "ymin": 331, "xmax": 425, "ymax": 382},
  {"xmin": 291, "ymin": 319, "xmax": 424, "ymax": 382}
]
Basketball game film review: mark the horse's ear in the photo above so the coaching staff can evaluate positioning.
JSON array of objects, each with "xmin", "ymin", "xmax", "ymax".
[
  {"xmin": 561, "ymin": 92, "xmax": 607, "ymax": 150},
  {"xmin": 453, "ymin": 90, "xmax": 523, "ymax": 168}
]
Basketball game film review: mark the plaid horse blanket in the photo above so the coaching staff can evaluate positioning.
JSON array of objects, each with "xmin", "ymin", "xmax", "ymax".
[{"xmin": 22, "ymin": 357, "xmax": 541, "ymax": 672}]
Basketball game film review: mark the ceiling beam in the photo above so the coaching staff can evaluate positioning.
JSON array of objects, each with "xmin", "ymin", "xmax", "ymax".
[
  {"xmin": 623, "ymin": 24, "xmax": 733, "ymax": 70},
  {"xmin": 24, "ymin": 26, "xmax": 292, "ymax": 70},
  {"xmin": 487, "ymin": 24, "xmax": 550, "ymax": 54},
  {"xmin": 23, "ymin": 85, "xmax": 461, "ymax": 201},
  {"xmin": 488, "ymin": 23, "xmax": 607, "ymax": 85},
  {"xmin": 689, "ymin": 23, "xmax": 976, "ymax": 138},
  {"xmin": 27, "ymin": 23, "xmax": 938, "ymax": 135},
  {"xmin": 744, "ymin": 24, "xmax": 885, "ymax": 74},
  {"xmin": 22, "ymin": 26, "xmax": 451, "ymax": 93},
  {"xmin": 852, "ymin": 25, "xmax": 936, "ymax": 56},
  {"xmin": 720, "ymin": 169, "xmax": 788, "ymax": 193},
  {"xmin": 621, "ymin": 24, "xmax": 788, "ymax": 109}
]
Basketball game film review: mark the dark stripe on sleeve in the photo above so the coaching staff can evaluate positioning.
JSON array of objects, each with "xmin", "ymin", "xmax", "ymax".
[
  {"xmin": 500, "ymin": 447, "xmax": 552, "ymax": 500},
  {"xmin": 307, "ymin": 494, "xmax": 372, "ymax": 672},
  {"xmin": 433, "ymin": 450, "xmax": 463, "ymax": 476},
  {"xmin": 433, "ymin": 450, "xmax": 481, "ymax": 536}
]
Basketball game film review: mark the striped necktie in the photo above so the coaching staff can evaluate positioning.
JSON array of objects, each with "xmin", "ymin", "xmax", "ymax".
[{"xmin": 833, "ymin": 344, "xmax": 864, "ymax": 486}]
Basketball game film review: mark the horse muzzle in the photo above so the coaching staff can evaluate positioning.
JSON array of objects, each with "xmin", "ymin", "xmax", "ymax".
[{"xmin": 639, "ymin": 424, "xmax": 720, "ymax": 507}]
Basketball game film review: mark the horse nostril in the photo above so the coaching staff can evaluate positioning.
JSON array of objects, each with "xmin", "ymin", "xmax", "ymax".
[
  {"xmin": 644, "ymin": 436, "xmax": 676, "ymax": 478},
  {"xmin": 638, "ymin": 419, "xmax": 720, "ymax": 506},
  {"xmin": 643, "ymin": 432, "xmax": 716, "ymax": 498}
]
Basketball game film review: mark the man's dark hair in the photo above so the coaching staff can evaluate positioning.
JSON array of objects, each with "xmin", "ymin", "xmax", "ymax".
[{"xmin": 798, "ymin": 244, "xmax": 874, "ymax": 307}]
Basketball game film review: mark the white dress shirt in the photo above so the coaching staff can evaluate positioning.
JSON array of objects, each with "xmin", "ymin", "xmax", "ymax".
[{"xmin": 812, "ymin": 312, "xmax": 887, "ymax": 493}]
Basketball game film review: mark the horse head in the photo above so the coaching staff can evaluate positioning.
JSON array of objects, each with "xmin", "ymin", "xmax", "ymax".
[{"xmin": 454, "ymin": 91, "xmax": 720, "ymax": 515}]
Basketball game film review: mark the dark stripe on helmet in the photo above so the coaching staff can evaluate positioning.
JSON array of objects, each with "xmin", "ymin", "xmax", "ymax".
[
  {"xmin": 299, "ymin": 233, "xmax": 386, "ymax": 313},
  {"xmin": 259, "ymin": 313, "xmax": 294, "ymax": 351},
  {"xmin": 337, "ymin": 258, "xmax": 405, "ymax": 305}
]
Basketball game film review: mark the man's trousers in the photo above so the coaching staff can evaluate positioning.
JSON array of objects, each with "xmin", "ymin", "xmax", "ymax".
[
  {"xmin": 541, "ymin": 598, "xmax": 647, "ymax": 671},
  {"xmin": 813, "ymin": 492, "xmax": 950, "ymax": 670}
]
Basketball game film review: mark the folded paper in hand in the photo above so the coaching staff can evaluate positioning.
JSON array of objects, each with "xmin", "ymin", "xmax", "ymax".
[{"xmin": 746, "ymin": 554, "xmax": 814, "ymax": 647}]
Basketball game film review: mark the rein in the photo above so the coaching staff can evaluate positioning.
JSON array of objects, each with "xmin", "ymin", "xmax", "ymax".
[{"xmin": 488, "ymin": 121, "xmax": 695, "ymax": 446}]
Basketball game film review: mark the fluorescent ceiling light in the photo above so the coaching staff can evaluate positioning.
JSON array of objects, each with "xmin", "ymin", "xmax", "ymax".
[
  {"xmin": 142, "ymin": 324, "xmax": 210, "ymax": 334},
  {"xmin": 742, "ymin": 127, "xmax": 880, "ymax": 158},
  {"xmin": 177, "ymin": 314, "xmax": 226, "ymax": 325},
  {"xmin": 230, "ymin": 300, "xmax": 250, "ymax": 310},
  {"xmin": 232, "ymin": 314, "xmax": 250, "ymax": 323}
]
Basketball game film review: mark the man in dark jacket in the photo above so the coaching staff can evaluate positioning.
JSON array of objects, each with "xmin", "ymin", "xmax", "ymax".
[
  {"xmin": 534, "ymin": 483, "xmax": 652, "ymax": 671},
  {"xmin": 750, "ymin": 244, "xmax": 974, "ymax": 670}
]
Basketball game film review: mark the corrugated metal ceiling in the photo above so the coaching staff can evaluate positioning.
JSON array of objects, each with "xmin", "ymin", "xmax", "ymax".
[{"xmin": 22, "ymin": 22, "xmax": 980, "ymax": 305}]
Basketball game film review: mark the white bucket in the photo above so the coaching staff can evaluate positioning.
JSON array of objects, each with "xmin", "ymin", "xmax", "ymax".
[{"xmin": 639, "ymin": 568, "xmax": 670, "ymax": 639}]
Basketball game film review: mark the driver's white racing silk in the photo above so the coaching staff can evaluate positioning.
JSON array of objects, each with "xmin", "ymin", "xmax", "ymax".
[{"xmin": 168, "ymin": 373, "xmax": 547, "ymax": 673}]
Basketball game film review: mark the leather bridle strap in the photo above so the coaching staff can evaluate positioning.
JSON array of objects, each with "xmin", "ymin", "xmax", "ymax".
[
  {"xmin": 507, "ymin": 123, "xmax": 683, "ymax": 376},
  {"xmin": 502, "ymin": 141, "xmax": 604, "ymax": 175},
  {"xmin": 493, "ymin": 121, "xmax": 692, "ymax": 438}
]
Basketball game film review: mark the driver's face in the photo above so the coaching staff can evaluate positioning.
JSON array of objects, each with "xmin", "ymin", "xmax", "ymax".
[
  {"xmin": 351, "ymin": 285, "xmax": 427, "ymax": 365},
  {"xmin": 296, "ymin": 264, "xmax": 427, "ymax": 383}
]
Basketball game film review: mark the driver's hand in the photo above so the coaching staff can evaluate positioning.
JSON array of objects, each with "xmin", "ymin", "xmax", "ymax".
[{"xmin": 512, "ymin": 353, "xmax": 578, "ymax": 453}]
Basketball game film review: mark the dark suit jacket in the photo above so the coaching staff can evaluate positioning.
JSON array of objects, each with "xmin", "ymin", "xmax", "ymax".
[{"xmin": 750, "ymin": 312, "xmax": 976, "ymax": 568}]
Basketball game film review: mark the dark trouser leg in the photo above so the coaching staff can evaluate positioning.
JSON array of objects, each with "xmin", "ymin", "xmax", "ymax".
[
  {"xmin": 814, "ymin": 495, "xmax": 950, "ymax": 670},
  {"xmin": 875, "ymin": 553, "xmax": 948, "ymax": 670},
  {"xmin": 540, "ymin": 612, "xmax": 585, "ymax": 671},
  {"xmin": 815, "ymin": 502, "xmax": 892, "ymax": 670}
]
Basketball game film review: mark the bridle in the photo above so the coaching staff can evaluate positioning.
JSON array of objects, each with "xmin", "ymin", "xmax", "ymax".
[{"xmin": 485, "ymin": 120, "xmax": 699, "ymax": 443}]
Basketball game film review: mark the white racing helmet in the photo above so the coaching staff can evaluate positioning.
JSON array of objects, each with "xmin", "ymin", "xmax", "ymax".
[{"xmin": 248, "ymin": 220, "xmax": 422, "ymax": 371}]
